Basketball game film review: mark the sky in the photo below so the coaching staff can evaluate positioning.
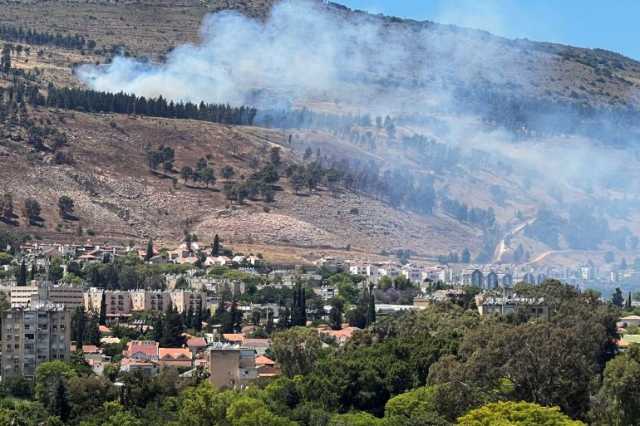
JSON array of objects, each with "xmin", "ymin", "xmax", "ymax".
[{"xmin": 340, "ymin": 0, "xmax": 640, "ymax": 60}]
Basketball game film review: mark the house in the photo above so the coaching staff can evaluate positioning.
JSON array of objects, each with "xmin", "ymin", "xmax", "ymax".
[
  {"xmin": 120, "ymin": 358, "xmax": 158, "ymax": 376},
  {"xmin": 318, "ymin": 326, "xmax": 360, "ymax": 345},
  {"xmin": 125, "ymin": 341, "xmax": 159, "ymax": 361},
  {"xmin": 158, "ymin": 348, "xmax": 193, "ymax": 369},
  {"xmin": 256, "ymin": 355, "xmax": 280, "ymax": 378}
]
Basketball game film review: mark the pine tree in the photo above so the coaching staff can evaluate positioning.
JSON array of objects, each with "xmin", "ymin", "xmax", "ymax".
[
  {"xmin": 16, "ymin": 258, "xmax": 27, "ymax": 286},
  {"xmin": 144, "ymin": 238, "xmax": 154, "ymax": 262},
  {"xmin": 211, "ymin": 234, "xmax": 220, "ymax": 256}
]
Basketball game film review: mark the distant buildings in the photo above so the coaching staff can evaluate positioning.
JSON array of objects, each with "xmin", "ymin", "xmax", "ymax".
[
  {"xmin": 475, "ymin": 293, "xmax": 549, "ymax": 320},
  {"xmin": 84, "ymin": 289, "xmax": 208, "ymax": 319}
]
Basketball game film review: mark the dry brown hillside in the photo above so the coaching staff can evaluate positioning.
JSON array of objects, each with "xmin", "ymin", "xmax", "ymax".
[{"xmin": 0, "ymin": 108, "xmax": 480, "ymax": 261}]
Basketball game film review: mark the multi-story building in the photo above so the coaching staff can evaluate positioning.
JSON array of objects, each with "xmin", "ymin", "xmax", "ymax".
[
  {"xmin": 84, "ymin": 289, "xmax": 207, "ymax": 318},
  {"xmin": 208, "ymin": 344, "xmax": 257, "ymax": 389},
  {"xmin": 1, "ymin": 303, "xmax": 71, "ymax": 378},
  {"xmin": 5, "ymin": 283, "xmax": 83, "ymax": 309},
  {"xmin": 84, "ymin": 289, "xmax": 133, "ymax": 319}
]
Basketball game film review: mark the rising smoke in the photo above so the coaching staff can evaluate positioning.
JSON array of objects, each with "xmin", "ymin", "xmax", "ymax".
[{"xmin": 77, "ymin": 0, "xmax": 640, "ymax": 253}]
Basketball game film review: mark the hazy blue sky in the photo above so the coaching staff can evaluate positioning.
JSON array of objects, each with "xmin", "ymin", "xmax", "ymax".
[{"xmin": 340, "ymin": 0, "xmax": 640, "ymax": 60}]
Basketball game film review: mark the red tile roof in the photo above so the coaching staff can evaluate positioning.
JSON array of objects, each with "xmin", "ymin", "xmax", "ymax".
[
  {"xmin": 126, "ymin": 340, "xmax": 159, "ymax": 359},
  {"xmin": 159, "ymin": 348, "xmax": 192, "ymax": 361},
  {"xmin": 255, "ymin": 355, "xmax": 275, "ymax": 366},
  {"xmin": 187, "ymin": 337, "xmax": 207, "ymax": 348}
]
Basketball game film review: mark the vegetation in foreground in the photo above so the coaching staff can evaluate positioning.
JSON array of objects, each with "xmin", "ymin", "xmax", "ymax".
[{"xmin": 0, "ymin": 280, "xmax": 635, "ymax": 425}]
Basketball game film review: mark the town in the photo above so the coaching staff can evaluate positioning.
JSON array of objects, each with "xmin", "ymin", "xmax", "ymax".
[{"xmin": 1, "ymin": 237, "xmax": 638, "ymax": 387}]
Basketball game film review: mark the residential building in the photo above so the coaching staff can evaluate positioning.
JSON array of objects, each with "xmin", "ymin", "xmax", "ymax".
[
  {"xmin": 170, "ymin": 290, "xmax": 205, "ymax": 314},
  {"xmin": 8, "ymin": 283, "xmax": 83, "ymax": 309},
  {"xmin": 1, "ymin": 303, "xmax": 71, "ymax": 378},
  {"xmin": 475, "ymin": 294, "xmax": 549, "ymax": 319},
  {"xmin": 208, "ymin": 344, "xmax": 258, "ymax": 389}
]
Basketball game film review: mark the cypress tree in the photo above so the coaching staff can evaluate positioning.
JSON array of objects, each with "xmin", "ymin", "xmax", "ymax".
[
  {"xmin": 367, "ymin": 284, "xmax": 376, "ymax": 326},
  {"xmin": 161, "ymin": 305, "xmax": 185, "ymax": 347},
  {"xmin": 329, "ymin": 298, "xmax": 343, "ymax": 331},
  {"xmin": 29, "ymin": 262, "xmax": 36, "ymax": 281},
  {"xmin": 265, "ymin": 309, "xmax": 274, "ymax": 334},
  {"xmin": 301, "ymin": 283, "xmax": 307, "ymax": 325},
  {"xmin": 211, "ymin": 234, "xmax": 220, "ymax": 256},
  {"xmin": 99, "ymin": 292, "xmax": 107, "ymax": 325},
  {"xmin": 144, "ymin": 238, "xmax": 154, "ymax": 261},
  {"xmin": 85, "ymin": 315, "xmax": 100, "ymax": 345},
  {"xmin": 291, "ymin": 282, "xmax": 300, "ymax": 326},
  {"xmin": 185, "ymin": 305, "xmax": 193, "ymax": 329},
  {"xmin": 50, "ymin": 378, "xmax": 71, "ymax": 422},
  {"xmin": 152, "ymin": 314, "xmax": 164, "ymax": 342},
  {"xmin": 71, "ymin": 307, "xmax": 86, "ymax": 346},
  {"xmin": 231, "ymin": 300, "xmax": 242, "ymax": 332},
  {"xmin": 626, "ymin": 292, "xmax": 633, "ymax": 310},
  {"xmin": 16, "ymin": 258, "xmax": 27, "ymax": 286},
  {"xmin": 194, "ymin": 301, "xmax": 203, "ymax": 332}
]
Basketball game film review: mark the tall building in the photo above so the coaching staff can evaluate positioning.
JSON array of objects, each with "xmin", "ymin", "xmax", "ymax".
[
  {"xmin": 208, "ymin": 344, "xmax": 257, "ymax": 389},
  {"xmin": 1, "ymin": 303, "xmax": 71, "ymax": 378}
]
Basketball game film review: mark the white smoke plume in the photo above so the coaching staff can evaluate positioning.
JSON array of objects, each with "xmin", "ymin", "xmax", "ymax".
[
  {"xmin": 77, "ymin": 0, "xmax": 418, "ymax": 108},
  {"xmin": 76, "ymin": 0, "xmax": 640, "ymax": 212}
]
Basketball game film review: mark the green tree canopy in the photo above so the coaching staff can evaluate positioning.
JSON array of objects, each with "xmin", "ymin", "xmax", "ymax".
[{"xmin": 457, "ymin": 401, "xmax": 583, "ymax": 425}]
